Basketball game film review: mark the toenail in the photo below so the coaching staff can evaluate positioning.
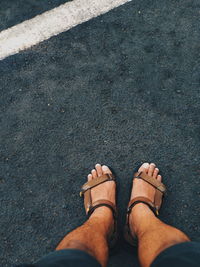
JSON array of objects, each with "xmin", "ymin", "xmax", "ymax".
[
  {"xmin": 95, "ymin": 163, "xmax": 101, "ymax": 167},
  {"xmin": 102, "ymin": 165, "xmax": 108, "ymax": 170},
  {"xmin": 143, "ymin": 163, "xmax": 149, "ymax": 167}
]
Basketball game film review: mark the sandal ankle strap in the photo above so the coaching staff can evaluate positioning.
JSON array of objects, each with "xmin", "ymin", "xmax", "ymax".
[
  {"xmin": 127, "ymin": 197, "xmax": 159, "ymax": 217},
  {"xmin": 87, "ymin": 199, "xmax": 117, "ymax": 220}
]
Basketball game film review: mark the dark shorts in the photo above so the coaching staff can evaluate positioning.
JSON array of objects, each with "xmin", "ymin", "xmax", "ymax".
[{"xmin": 17, "ymin": 242, "xmax": 200, "ymax": 267}]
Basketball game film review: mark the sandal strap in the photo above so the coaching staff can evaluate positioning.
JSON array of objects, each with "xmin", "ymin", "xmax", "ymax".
[
  {"xmin": 127, "ymin": 197, "xmax": 158, "ymax": 216},
  {"xmin": 80, "ymin": 173, "xmax": 116, "ymax": 215},
  {"xmin": 87, "ymin": 199, "xmax": 117, "ymax": 219},
  {"xmin": 134, "ymin": 171, "xmax": 166, "ymax": 193},
  {"xmin": 80, "ymin": 173, "xmax": 115, "ymax": 197}
]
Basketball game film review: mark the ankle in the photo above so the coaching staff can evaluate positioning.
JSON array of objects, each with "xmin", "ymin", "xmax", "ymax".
[
  {"xmin": 129, "ymin": 203, "xmax": 157, "ymax": 236},
  {"xmin": 89, "ymin": 207, "xmax": 114, "ymax": 235}
]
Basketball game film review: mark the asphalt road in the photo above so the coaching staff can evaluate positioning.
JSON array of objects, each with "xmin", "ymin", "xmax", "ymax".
[
  {"xmin": 0, "ymin": 0, "xmax": 200, "ymax": 266},
  {"xmin": 0, "ymin": 0, "xmax": 70, "ymax": 31}
]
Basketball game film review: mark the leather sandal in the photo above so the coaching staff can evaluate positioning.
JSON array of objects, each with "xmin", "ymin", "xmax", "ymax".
[
  {"xmin": 124, "ymin": 167, "xmax": 166, "ymax": 246},
  {"xmin": 80, "ymin": 173, "xmax": 118, "ymax": 248}
]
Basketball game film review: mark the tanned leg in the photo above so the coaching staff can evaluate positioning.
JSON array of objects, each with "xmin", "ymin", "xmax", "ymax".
[
  {"xmin": 129, "ymin": 163, "xmax": 190, "ymax": 267},
  {"xmin": 56, "ymin": 164, "xmax": 116, "ymax": 267}
]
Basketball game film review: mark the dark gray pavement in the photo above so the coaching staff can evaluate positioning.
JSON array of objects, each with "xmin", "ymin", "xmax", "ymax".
[{"xmin": 0, "ymin": 0, "xmax": 200, "ymax": 266}]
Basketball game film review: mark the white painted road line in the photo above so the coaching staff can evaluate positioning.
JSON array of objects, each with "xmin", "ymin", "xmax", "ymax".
[{"xmin": 0, "ymin": 0, "xmax": 132, "ymax": 60}]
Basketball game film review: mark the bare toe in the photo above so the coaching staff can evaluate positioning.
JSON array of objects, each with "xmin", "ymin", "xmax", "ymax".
[
  {"xmin": 95, "ymin": 163, "xmax": 103, "ymax": 177},
  {"xmin": 91, "ymin": 169, "xmax": 97, "ymax": 179},
  {"xmin": 157, "ymin": 175, "xmax": 162, "ymax": 182},
  {"xmin": 102, "ymin": 165, "xmax": 112, "ymax": 174},
  {"xmin": 148, "ymin": 163, "xmax": 156, "ymax": 176},
  {"xmin": 153, "ymin": 168, "xmax": 159, "ymax": 179},
  {"xmin": 88, "ymin": 174, "xmax": 93, "ymax": 181},
  {"xmin": 138, "ymin": 162, "xmax": 150, "ymax": 173}
]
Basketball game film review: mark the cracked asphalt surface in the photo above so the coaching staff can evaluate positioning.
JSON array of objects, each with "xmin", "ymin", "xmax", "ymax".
[{"xmin": 0, "ymin": 0, "xmax": 200, "ymax": 266}]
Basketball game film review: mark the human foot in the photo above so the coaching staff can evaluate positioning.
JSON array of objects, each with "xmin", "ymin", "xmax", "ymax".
[
  {"xmin": 82, "ymin": 164, "xmax": 116, "ymax": 234},
  {"xmin": 88, "ymin": 164, "xmax": 116, "ymax": 208},
  {"xmin": 128, "ymin": 163, "xmax": 164, "ymax": 238},
  {"xmin": 130, "ymin": 162, "xmax": 162, "ymax": 205}
]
